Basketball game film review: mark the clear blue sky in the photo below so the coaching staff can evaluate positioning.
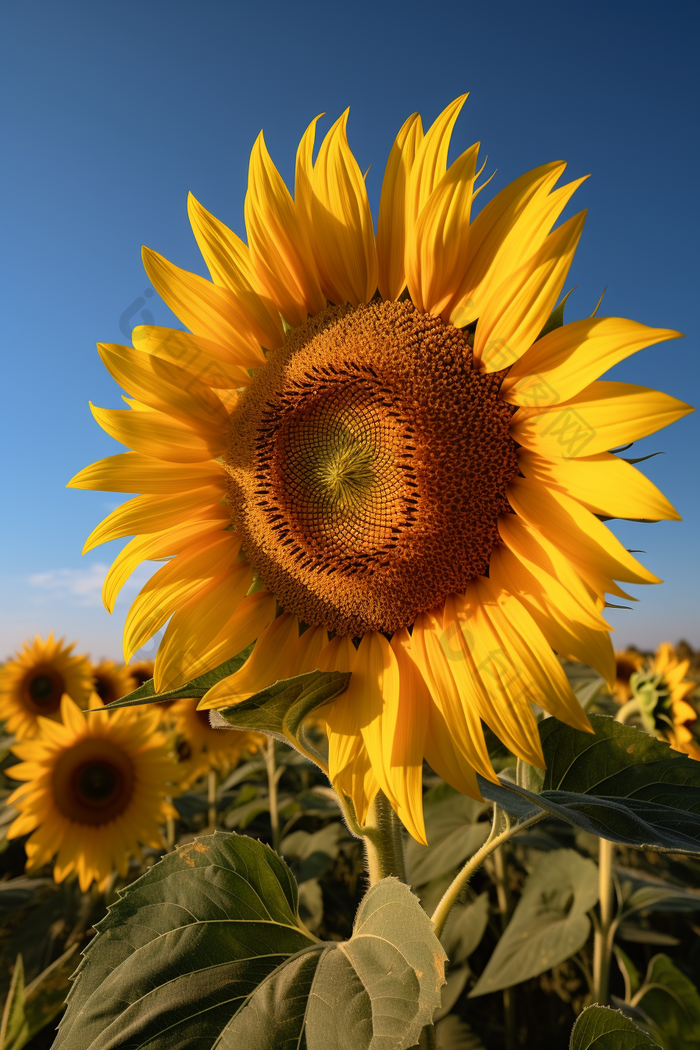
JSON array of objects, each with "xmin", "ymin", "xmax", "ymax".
[{"xmin": 1, "ymin": 0, "xmax": 698, "ymax": 662}]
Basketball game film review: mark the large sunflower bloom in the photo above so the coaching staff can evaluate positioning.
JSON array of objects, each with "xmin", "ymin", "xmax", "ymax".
[
  {"xmin": 5, "ymin": 695, "xmax": 180, "ymax": 890},
  {"xmin": 0, "ymin": 634, "xmax": 92, "ymax": 740},
  {"xmin": 169, "ymin": 697, "xmax": 265, "ymax": 787},
  {"xmin": 633, "ymin": 643, "xmax": 700, "ymax": 760},
  {"xmin": 69, "ymin": 96, "xmax": 692, "ymax": 843}
]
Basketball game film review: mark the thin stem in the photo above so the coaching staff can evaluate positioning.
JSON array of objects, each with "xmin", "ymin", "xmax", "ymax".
[
  {"xmin": 265, "ymin": 736, "xmax": 281, "ymax": 853},
  {"xmin": 362, "ymin": 791, "xmax": 407, "ymax": 885},
  {"xmin": 492, "ymin": 845, "xmax": 517, "ymax": 1050},
  {"xmin": 207, "ymin": 768, "xmax": 218, "ymax": 833},
  {"xmin": 165, "ymin": 797, "xmax": 176, "ymax": 851},
  {"xmin": 431, "ymin": 808, "xmax": 544, "ymax": 938},
  {"xmin": 616, "ymin": 698, "xmax": 642, "ymax": 725},
  {"xmin": 592, "ymin": 837, "xmax": 615, "ymax": 1005},
  {"xmin": 422, "ymin": 1022, "xmax": 437, "ymax": 1049}
]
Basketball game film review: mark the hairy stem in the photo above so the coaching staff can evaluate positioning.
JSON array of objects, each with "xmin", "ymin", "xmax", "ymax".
[
  {"xmin": 265, "ymin": 736, "xmax": 281, "ymax": 853},
  {"xmin": 432, "ymin": 808, "xmax": 544, "ymax": 938},
  {"xmin": 207, "ymin": 769, "xmax": 217, "ymax": 833},
  {"xmin": 592, "ymin": 837, "xmax": 615, "ymax": 1005},
  {"xmin": 362, "ymin": 791, "xmax": 407, "ymax": 884}
]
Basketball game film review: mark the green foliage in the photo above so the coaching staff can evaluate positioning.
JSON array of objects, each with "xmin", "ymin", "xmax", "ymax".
[
  {"xmin": 99, "ymin": 647, "xmax": 255, "ymax": 708},
  {"xmin": 470, "ymin": 850, "xmax": 598, "ymax": 996},
  {"xmin": 406, "ymin": 793, "xmax": 490, "ymax": 886},
  {"xmin": 56, "ymin": 832, "xmax": 446, "ymax": 1050},
  {"xmin": 480, "ymin": 715, "xmax": 700, "ymax": 853},
  {"xmin": 0, "ymin": 948, "xmax": 77, "ymax": 1050},
  {"xmin": 570, "ymin": 1006, "xmax": 661, "ymax": 1049},
  {"xmin": 631, "ymin": 954, "xmax": 700, "ymax": 1050}
]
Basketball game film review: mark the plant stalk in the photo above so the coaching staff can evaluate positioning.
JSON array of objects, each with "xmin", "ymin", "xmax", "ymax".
[
  {"xmin": 265, "ymin": 736, "xmax": 281, "ymax": 853},
  {"xmin": 362, "ymin": 791, "xmax": 407, "ymax": 884},
  {"xmin": 492, "ymin": 844, "xmax": 517, "ymax": 1050},
  {"xmin": 592, "ymin": 836, "xmax": 615, "ymax": 1005},
  {"xmin": 207, "ymin": 769, "xmax": 217, "ymax": 833},
  {"xmin": 432, "ymin": 808, "xmax": 544, "ymax": 938}
]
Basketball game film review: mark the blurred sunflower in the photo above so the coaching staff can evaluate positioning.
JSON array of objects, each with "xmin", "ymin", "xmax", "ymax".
[
  {"xmin": 632, "ymin": 643, "xmax": 700, "ymax": 760},
  {"xmin": 0, "ymin": 634, "xmax": 92, "ymax": 740},
  {"xmin": 613, "ymin": 648, "xmax": 645, "ymax": 704},
  {"xmin": 128, "ymin": 659, "xmax": 155, "ymax": 687},
  {"xmin": 91, "ymin": 659, "xmax": 135, "ymax": 704},
  {"xmin": 169, "ymin": 697, "xmax": 264, "ymax": 787},
  {"xmin": 69, "ymin": 95, "xmax": 692, "ymax": 843},
  {"xmin": 5, "ymin": 694, "xmax": 180, "ymax": 891}
]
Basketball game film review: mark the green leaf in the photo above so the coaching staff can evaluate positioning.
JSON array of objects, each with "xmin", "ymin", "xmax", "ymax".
[
  {"xmin": 570, "ymin": 1006, "xmax": 661, "ymax": 1049},
  {"xmin": 0, "ymin": 947, "xmax": 76, "ymax": 1050},
  {"xmin": 1, "ymin": 955, "xmax": 27, "ymax": 1050},
  {"xmin": 56, "ymin": 832, "xmax": 446, "ymax": 1050},
  {"xmin": 406, "ymin": 793, "xmax": 490, "ymax": 886},
  {"xmin": 212, "ymin": 669, "xmax": 350, "ymax": 761},
  {"xmin": 469, "ymin": 849, "xmax": 598, "ymax": 997},
  {"xmin": 441, "ymin": 893, "xmax": 490, "ymax": 966},
  {"xmin": 479, "ymin": 716, "xmax": 700, "ymax": 854},
  {"xmin": 635, "ymin": 954, "xmax": 700, "ymax": 1050},
  {"xmin": 280, "ymin": 823, "xmax": 349, "ymax": 883},
  {"xmin": 100, "ymin": 646, "xmax": 254, "ymax": 709},
  {"xmin": 434, "ymin": 1015, "xmax": 487, "ymax": 1049}
]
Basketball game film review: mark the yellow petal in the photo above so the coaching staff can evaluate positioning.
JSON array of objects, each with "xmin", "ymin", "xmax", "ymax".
[
  {"xmin": 142, "ymin": 247, "xmax": 265, "ymax": 364},
  {"xmin": 161, "ymin": 590, "xmax": 277, "ymax": 690},
  {"xmin": 475, "ymin": 210, "xmax": 586, "ymax": 372},
  {"xmin": 518, "ymin": 448, "xmax": 681, "ymax": 522},
  {"xmin": 290, "ymin": 625, "xmax": 330, "ymax": 676},
  {"xmin": 317, "ymin": 634, "xmax": 356, "ymax": 673},
  {"xmin": 306, "ymin": 110, "xmax": 378, "ymax": 306},
  {"xmin": 511, "ymin": 380, "xmax": 693, "ymax": 458},
  {"xmin": 442, "ymin": 592, "xmax": 545, "ymax": 767},
  {"xmin": 387, "ymin": 629, "xmax": 432, "ymax": 843},
  {"xmin": 123, "ymin": 532, "xmax": 240, "ymax": 661},
  {"xmin": 295, "ymin": 112, "xmax": 324, "ymax": 236},
  {"xmin": 198, "ymin": 612, "xmax": 300, "ymax": 709},
  {"xmin": 507, "ymin": 474, "xmax": 660, "ymax": 586},
  {"xmin": 131, "ymin": 325, "xmax": 254, "ymax": 384},
  {"xmin": 245, "ymin": 132, "xmax": 325, "ymax": 326},
  {"xmin": 83, "ymin": 487, "xmax": 226, "ymax": 553},
  {"xmin": 67, "ymin": 452, "xmax": 227, "ymax": 494},
  {"xmin": 488, "ymin": 543, "xmax": 616, "ymax": 684},
  {"xmin": 353, "ymin": 632, "xmax": 403, "ymax": 818},
  {"xmin": 411, "ymin": 611, "xmax": 497, "ymax": 782},
  {"xmin": 449, "ymin": 161, "xmax": 569, "ymax": 327},
  {"xmin": 103, "ymin": 516, "xmax": 232, "ymax": 613},
  {"xmin": 501, "ymin": 317, "xmax": 683, "ymax": 406},
  {"xmin": 406, "ymin": 142, "xmax": 480, "ymax": 317},
  {"xmin": 187, "ymin": 193, "xmax": 284, "ymax": 350},
  {"xmin": 405, "ymin": 95, "xmax": 468, "ymax": 248},
  {"xmin": 423, "ymin": 699, "xmax": 481, "ymax": 802},
  {"xmin": 154, "ymin": 561, "xmax": 253, "ymax": 691},
  {"xmin": 89, "ymin": 403, "xmax": 224, "ymax": 463},
  {"xmin": 376, "ymin": 112, "xmax": 423, "ymax": 301},
  {"xmin": 97, "ymin": 343, "xmax": 229, "ymax": 432}
]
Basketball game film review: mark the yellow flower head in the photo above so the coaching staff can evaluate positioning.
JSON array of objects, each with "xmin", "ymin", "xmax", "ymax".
[
  {"xmin": 633, "ymin": 642, "xmax": 700, "ymax": 760},
  {"xmin": 69, "ymin": 96, "xmax": 693, "ymax": 843},
  {"xmin": 5, "ymin": 694, "xmax": 181, "ymax": 891},
  {"xmin": 90, "ymin": 658, "xmax": 136, "ymax": 705},
  {"xmin": 169, "ymin": 697, "xmax": 265, "ymax": 787},
  {"xmin": 0, "ymin": 633, "xmax": 92, "ymax": 740}
]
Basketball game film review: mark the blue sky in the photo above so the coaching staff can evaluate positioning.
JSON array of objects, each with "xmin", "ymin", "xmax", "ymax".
[{"xmin": 0, "ymin": 0, "xmax": 698, "ymax": 662}]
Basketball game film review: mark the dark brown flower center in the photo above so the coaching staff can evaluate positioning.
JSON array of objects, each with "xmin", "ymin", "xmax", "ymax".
[
  {"xmin": 53, "ymin": 739, "xmax": 135, "ymax": 825},
  {"xmin": 225, "ymin": 300, "xmax": 519, "ymax": 635},
  {"xmin": 23, "ymin": 665, "xmax": 65, "ymax": 714}
]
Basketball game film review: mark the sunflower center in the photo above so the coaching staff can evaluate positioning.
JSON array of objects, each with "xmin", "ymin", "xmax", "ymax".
[
  {"xmin": 93, "ymin": 673, "xmax": 116, "ymax": 705},
  {"xmin": 23, "ymin": 666, "xmax": 65, "ymax": 713},
  {"xmin": 225, "ymin": 300, "xmax": 519, "ymax": 635},
  {"xmin": 52, "ymin": 739, "xmax": 135, "ymax": 825}
]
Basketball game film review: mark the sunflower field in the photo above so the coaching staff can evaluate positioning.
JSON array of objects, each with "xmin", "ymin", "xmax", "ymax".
[{"xmin": 2, "ymin": 90, "xmax": 699, "ymax": 1050}]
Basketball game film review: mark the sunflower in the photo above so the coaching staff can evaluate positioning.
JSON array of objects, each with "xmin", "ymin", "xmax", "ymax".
[
  {"xmin": 0, "ymin": 634, "xmax": 92, "ymax": 740},
  {"xmin": 127, "ymin": 659, "xmax": 155, "ymax": 687},
  {"xmin": 69, "ymin": 95, "xmax": 692, "ymax": 843},
  {"xmin": 613, "ymin": 648, "xmax": 645, "ymax": 704},
  {"xmin": 90, "ymin": 659, "xmax": 135, "ymax": 705},
  {"xmin": 632, "ymin": 643, "xmax": 700, "ymax": 760},
  {"xmin": 169, "ymin": 697, "xmax": 265, "ymax": 787},
  {"xmin": 5, "ymin": 694, "xmax": 180, "ymax": 891}
]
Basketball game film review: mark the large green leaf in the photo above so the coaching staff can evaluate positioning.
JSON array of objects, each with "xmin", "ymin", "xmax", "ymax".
[
  {"xmin": 100, "ymin": 647, "xmax": 254, "ymax": 709},
  {"xmin": 478, "ymin": 716, "xmax": 700, "ymax": 854},
  {"xmin": 570, "ymin": 1006, "xmax": 661, "ymax": 1049},
  {"xmin": 634, "ymin": 954, "xmax": 700, "ymax": 1050},
  {"xmin": 469, "ymin": 849, "xmax": 598, "ymax": 997},
  {"xmin": 56, "ymin": 832, "xmax": 446, "ymax": 1050}
]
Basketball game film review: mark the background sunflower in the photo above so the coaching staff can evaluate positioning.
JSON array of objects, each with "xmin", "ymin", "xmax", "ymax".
[{"xmin": 0, "ymin": 634, "xmax": 92, "ymax": 740}]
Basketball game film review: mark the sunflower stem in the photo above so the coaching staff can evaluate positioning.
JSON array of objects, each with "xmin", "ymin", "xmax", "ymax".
[
  {"xmin": 265, "ymin": 736, "xmax": 281, "ymax": 853},
  {"xmin": 362, "ymin": 791, "xmax": 407, "ymax": 885},
  {"xmin": 615, "ymin": 698, "xmax": 642, "ymax": 725},
  {"xmin": 592, "ymin": 837, "xmax": 615, "ymax": 1005},
  {"xmin": 491, "ymin": 844, "xmax": 517, "ymax": 1050},
  {"xmin": 431, "ymin": 806, "xmax": 544, "ymax": 939},
  {"xmin": 165, "ymin": 798, "xmax": 176, "ymax": 851},
  {"xmin": 207, "ymin": 769, "xmax": 217, "ymax": 833}
]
